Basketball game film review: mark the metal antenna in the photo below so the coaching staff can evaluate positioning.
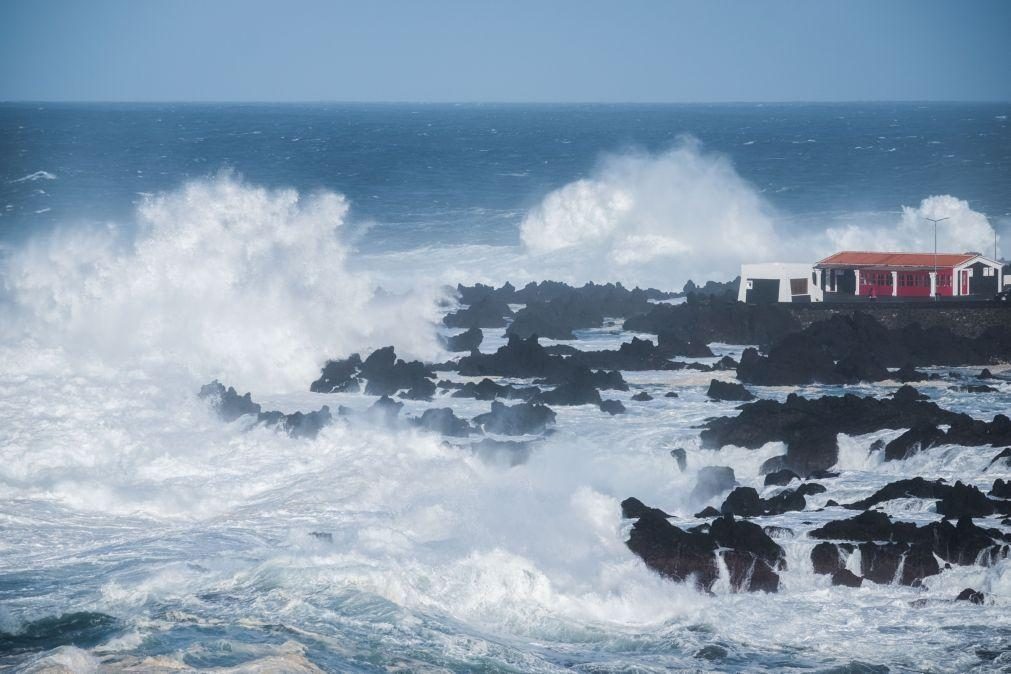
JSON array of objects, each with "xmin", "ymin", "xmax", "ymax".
[{"xmin": 925, "ymin": 217, "xmax": 949, "ymax": 299}]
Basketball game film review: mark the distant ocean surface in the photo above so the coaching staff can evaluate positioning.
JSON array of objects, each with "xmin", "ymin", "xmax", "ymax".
[
  {"xmin": 3, "ymin": 102, "xmax": 1010, "ymax": 251},
  {"xmin": 2, "ymin": 103, "xmax": 1011, "ymax": 673}
]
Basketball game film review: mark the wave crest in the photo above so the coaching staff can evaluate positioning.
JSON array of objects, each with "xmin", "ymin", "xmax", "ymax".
[{"xmin": 1, "ymin": 173, "xmax": 443, "ymax": 390}]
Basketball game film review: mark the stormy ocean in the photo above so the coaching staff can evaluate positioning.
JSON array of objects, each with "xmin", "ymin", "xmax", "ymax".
[{"xmin": 1, "ymin": 102, "xmax": 1011, "ymax": 672}]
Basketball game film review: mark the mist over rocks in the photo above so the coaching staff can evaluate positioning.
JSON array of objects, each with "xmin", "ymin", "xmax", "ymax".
[{"xmin": 199, "ymin": 381, "xmax": 333, "ymax": 439}]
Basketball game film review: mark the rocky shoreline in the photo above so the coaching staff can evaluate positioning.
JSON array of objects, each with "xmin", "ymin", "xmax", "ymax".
[{"xmin": 201, "ymin": 279, "xmax": 1011, "ymax": 601}]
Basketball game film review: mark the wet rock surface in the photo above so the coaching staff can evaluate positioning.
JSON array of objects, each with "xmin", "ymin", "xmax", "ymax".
[{"xmin": 624, "ymin": 505, "xmax": 785, "ymax": 592}]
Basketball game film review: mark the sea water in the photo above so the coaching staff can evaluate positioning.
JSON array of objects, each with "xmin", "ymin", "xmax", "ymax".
[{"xmin": 1, "ymin": 103, "xmax": 1010, "ymax": 672}]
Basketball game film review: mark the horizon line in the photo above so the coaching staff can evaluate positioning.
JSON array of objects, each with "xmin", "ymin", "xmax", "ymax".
[{"xmin": 2, "ymin": 99, "xmax": 1010, "ymax": 106}]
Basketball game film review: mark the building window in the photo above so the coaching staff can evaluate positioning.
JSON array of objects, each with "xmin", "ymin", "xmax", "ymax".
[
  {"xmin": 984, "ymin": 267, "xmax": 994, "ymax": 277},
  {"xmin": 790, "ymin": 278, "xmax": 808, "ymax": 295}
]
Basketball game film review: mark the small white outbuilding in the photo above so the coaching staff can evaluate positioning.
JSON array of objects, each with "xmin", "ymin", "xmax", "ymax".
[{"xmin": 738, "ymin": 263, "xmax": 823, "ymax": 303}]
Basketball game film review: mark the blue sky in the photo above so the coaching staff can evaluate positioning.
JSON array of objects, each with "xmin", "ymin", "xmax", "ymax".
[{"xmin": 1, "ymin": 0, "xmax": 1009, "ymax": 102}]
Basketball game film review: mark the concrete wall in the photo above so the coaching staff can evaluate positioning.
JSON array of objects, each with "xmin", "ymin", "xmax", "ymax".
[{"xmin": 785, "ymin": 303, "xmax": 1011, "ymax": 338}]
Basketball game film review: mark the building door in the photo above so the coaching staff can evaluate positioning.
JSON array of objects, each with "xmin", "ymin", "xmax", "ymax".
[
  {"xmin": 836, "ymin": 269, "xmax": 856, "ymax": 295},
  {"xmin": 745, "ymin": 279, "xmax": 780, "ymax": 304},
  {"xmin": 968, "ymin": 262, "xmax": 998, "ymax": 296}
]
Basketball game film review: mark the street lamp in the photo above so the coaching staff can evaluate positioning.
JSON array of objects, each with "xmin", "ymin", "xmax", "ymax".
[{"xmin": 925, "ymin": 216, "xmax": 949, "ymax": 299}]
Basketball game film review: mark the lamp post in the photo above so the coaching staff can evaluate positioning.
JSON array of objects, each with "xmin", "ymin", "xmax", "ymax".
[{"xmin": 925, "ymin": 216, "xmax": 949, "ymax": 299}]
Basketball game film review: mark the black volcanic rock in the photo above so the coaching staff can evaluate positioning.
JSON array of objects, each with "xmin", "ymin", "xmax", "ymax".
[
  {"xmin": 764, "ymin": 469, "xmax": 800, "ymax": 487},
  {"xmin": 311, "ymin": 347, "xmax": 436, "ymax": 399},
  {"xmin": 884, "ymin": 424, "xmax": 948, "ymax": 461},
  {"xmin": 832, "ymin": 569, "xmax": 864, "ymax": 588},
  {"xmin": 935, "ymin": 481, "xmax": 1011, "ymax": 518},
  {"xmin": 367, "ymin": 395, "xmax": 403, "ymax": 424},
  {"xmin": 413, "ymin": 408, "xmax": 474, "ymax": 437},
  {"xmin": 622, "ymin": 300, "xmax": 801, "ymax": 346},
  {"xmin": 631, "ymin": 391, "xmax": 653, "ymax": 402},
  {"xmin": 705, "ymin": 379, "xmax": 755, "ymax": 402},
  {"xmin": 448, "ymin": 378, "xmax": 541, "ymax": 402},
  {"xmin": 956, "ymin": 588, "xmax": 985, "ymax": 604},
  {"xmin": 719, "ymin": 486, "xmax": 807, "ymax": 517},
  {"xmin": 811, "ymin": 511, "xmax": 1010, "ymax": 574},
  {"xmin": 699, "ymin": 390, "xmax": 969, "ymax": 476},
  {"xmin": 599, "ymin": 399, "xmax": 626, "ymax": 415},
  {"xmin": 620, "ymin": 497, "xmax": 671, "ymax": 520},
  {"xmin": 458, "ymin": 335, "xmax": 628, "ymax": 391},
  {"xmin": 991, "ymin": 479, "xmax": 1011, "ymax": 499},
  {"xmin": 442, "ymin": 327, "xmax": 483, "ymax": 352},
  {"xmin": 506, "ymin": 296, "xmax": 604, "ymax": 340},
  {"xmin": 472, "ymin": 401, "xmax": 556, "ymax": 436},
  {"xmin": 952, "ymin": 384, "xmax": 998, "ymax": 393},
  {"xmin": 536, "ymin": 380, "xmax": 602, "ymax": 406},
  {"xmin": 845, "ymin": 477, "xmax": 951, "ymax": 510},
  {"xmin": 625, "ymin": 507, "xmax": 784, "ymax": 592},
  {"xmin": 736, "ymin": 313, "xmax": 1011, "ymax": 386},
  {"xmin": 443, "ymin": 296, "xmax": 514, "ymax": 329},
  {"xmin": 811, "ymin": 541, "xmax": 848, "ymax": 575},
  {"xmin": 309, "ymin": 354, "xmax": 362, "ymax": 393},
  {"xmin": 989, "ymin": 448, "xmax": 1011, "ymax": 469},
  {"xmin": 892, "ymin": 364, "xmax": 930, "ymax": 383},
  {"xmin": 200, "ymin": 381, "xmax": 332, "ymax": 439},
  {"xmin": 657, "ymin": 331, "xmax": 715, "ymax": 357},
  {"xmin": 568, "ymin": 337, "xmax": 678, "ymax": 371},
  {"xmin": 200, "ymin": 380, "xmax": 262, "ymax": 421}
]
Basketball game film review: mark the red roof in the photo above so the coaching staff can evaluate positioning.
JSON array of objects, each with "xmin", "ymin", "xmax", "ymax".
[{"xmin": 816, "ymin": 251, "xmax": 977, "ymax": 269}]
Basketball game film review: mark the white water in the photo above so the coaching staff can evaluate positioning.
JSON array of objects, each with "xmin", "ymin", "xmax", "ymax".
[{"xmin": 3, "ymin": 177, "xmax": 1011, "ymax": 672}]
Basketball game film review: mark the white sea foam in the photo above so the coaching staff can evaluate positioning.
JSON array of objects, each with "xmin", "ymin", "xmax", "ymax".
[
  {"xmin": 0, "ymin": 173, "xmax": 445, "ymax": 391},
  {"xmin": 9, "ymin": 170, "xmax": 58, "ymax": 183}
]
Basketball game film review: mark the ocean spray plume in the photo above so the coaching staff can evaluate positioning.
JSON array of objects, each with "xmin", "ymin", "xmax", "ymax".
[
  {"xmin": 0, "ymin": 173, "xmax": 444, "ymax": 391},
  {"xmin": 519, "ymin": 138, "xmax": 783, "ymax": 286},
  {"xmin": 826, "ymin": 195, "xmax": 999, "ymax": 256}
]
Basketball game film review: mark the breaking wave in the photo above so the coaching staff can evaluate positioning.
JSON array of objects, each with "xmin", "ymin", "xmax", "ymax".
[{"xmin": 0, "ymin": 173, "xmax": 444, "ymax": 391}]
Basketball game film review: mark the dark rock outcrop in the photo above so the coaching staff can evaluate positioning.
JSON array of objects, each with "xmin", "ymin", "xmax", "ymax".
[
  {"xmin": 810, "ymin": 511, "xmax": 1010, "ymax": 586},
  {"xmin": 447, "ymin": 378, "xmax": 540, "ymax": 402},
  {"xmin": 443, "ymin": 296, "xmax": 514, "ymax": 329},
  {"xmin": 625, "ymin": 507, "xmax": 784, "ymax": 592},
  {"xmin": 623, "ymin": 300, "xmax": 801, "ymax": 347},
  {"xmin": 413, "ymin": 408, "xmax": 474, "ymax": 437},
  {"xmin": 705, "ymin": 379, "xmax": 755, "ymax": 402},
  {"xmin": 311, "ymin": 346, "xmax": 435, "ymax": 399},
  {"xmin": 367, "ymin": 395, "xmax": 403, "ymax": 424},
  {"xmin": 719, "ymin": 486, "xmax": 806, "ymax": 517},
  {"xmin": 700, "ymin": 390, "xmax": 976, "ymax": 476},
  {"xmin": 956, "ymin": 588, "xmax": 985, "ymax": 604},
  {"xmin": 764, "ymin": 469, "xmax": 800, "ymax": 487},
  {"xmin": 631, "ymin": 391, "xmax": 653, "ymax": 402},
  {"xmin": 883, "ymin": 424, "xmax": 948, "ymax": 461},
  {"xmin": 991, "ymin": 478, "xmax": 1011, "ymax": 499},
  {"xmin": 620, "ymin": 497, "xmax": 671, "ymax": 520},
  {"xmin": 442, "ymin": 327, "xmax": 483, "ymax": 352},
  {"xmin": 472, "ymin": 401, "xmax": 556, "ymax": 436},
  {"xmin": 200, "ymin": 381, "xmax": 332, "ymax": 439},
  {"xmin": 832, "ymin": 569, "xmax": 864, "ymax": 588},
  {"xmin": 599, "ymin": 399, "xmax": 626, "ymax": 415},
  {"xmin": 309, "ymin": 354, "xmax": 363, "ymax": 393}
]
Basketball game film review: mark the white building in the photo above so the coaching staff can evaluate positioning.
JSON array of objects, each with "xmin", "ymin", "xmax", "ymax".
[{"xmin": 738, "ymin": 263, "xmax": 822, "ymax": 303}]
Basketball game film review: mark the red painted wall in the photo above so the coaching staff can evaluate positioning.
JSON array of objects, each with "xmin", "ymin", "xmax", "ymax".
[{"xmin": 858, "ymin": 268, "xmax": 954, "ymax": 297}]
